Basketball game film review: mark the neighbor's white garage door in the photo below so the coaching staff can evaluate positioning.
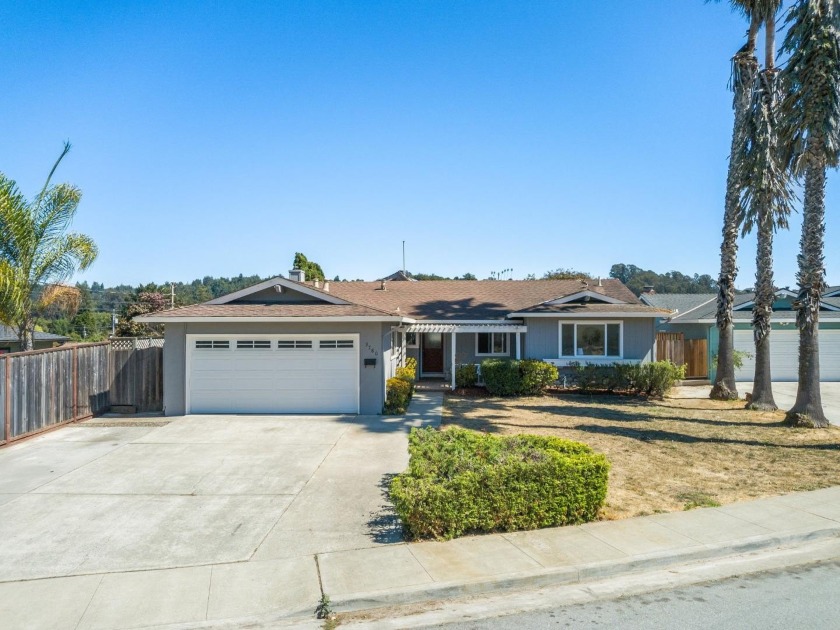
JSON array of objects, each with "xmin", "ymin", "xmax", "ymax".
[
  {"xmin": 734, "ymin": 329, "xmax": 840, "ymax": 382},
  {"xmin": 187, "ymin": 335, "xmax": 359, "ymax": 414}
]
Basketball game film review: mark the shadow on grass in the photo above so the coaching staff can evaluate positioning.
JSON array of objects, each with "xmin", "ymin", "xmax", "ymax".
[
  {"xmin": 366, "ymin": 473, "xmax": 404, "ymax": 544},
  {"xmin": 572, "ymin": 423, "xmax": 840, "ymax": 451},
  {"xmin": 447, "ymin": 393, "xmax": 778, "ymax": 429}
]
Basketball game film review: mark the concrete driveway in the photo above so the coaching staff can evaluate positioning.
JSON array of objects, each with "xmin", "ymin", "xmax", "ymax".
[{"xmin": 0, "ymin": 397, "xmax": 440, "ymax": 628}]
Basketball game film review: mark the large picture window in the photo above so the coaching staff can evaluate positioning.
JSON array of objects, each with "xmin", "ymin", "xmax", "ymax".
[
  {"xmin": 560, "ymin": 322, "xmax": 622, "ymax": 358},
  {"xmin": 476, "ymin": 332, "xmax": 508, "ymax": 356}
]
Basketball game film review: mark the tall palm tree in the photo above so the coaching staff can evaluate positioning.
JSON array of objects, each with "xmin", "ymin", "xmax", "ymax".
[
  {"xmin": 740, "ymin": 1, "xmax": 794, "ymax": 411},
  {"xmin": 779, "ymin": 0, "xmax": 840, "ymax": 427},
  {"xmin": 711, "ymin": 2, "xmax": 762, "ymax": 400},
  {"xmin": 0, "ymin": 143, "xmax": 98, "ymax": 351}
]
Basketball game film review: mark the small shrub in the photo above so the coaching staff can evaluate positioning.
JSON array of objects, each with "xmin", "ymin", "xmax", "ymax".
[
  {"xmin": 455, "ymin": 363, "xmax": 478, "ymax": 388},
  {"xmin": 519, "ymin": 359, "xmax": 559, "ymax": 395},
  {"xmin": 638, "ymin": 361, "xmax": 685, "ymax": 398},
  {"xmin": 481, "ymin": 359, "xmax": 522, "ymax": 396},
  {"xmin": 396, "ymin": 366, "xmax": 416, "ymax": 383},
  {"xmin": 384, "ymin": 377, "xmax": 413, "ymax": 414},
  {"xmin": 405, "ymin": 356, "xmax": 418, "ymax": 374},
  {"xmin": 390, "ymin": 427, "xmax": 610, "ymax": 540}
]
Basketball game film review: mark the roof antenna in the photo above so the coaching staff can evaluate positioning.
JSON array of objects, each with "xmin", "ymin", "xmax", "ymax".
[{"xmin": 402, "ymin": 240, "xmax": 406, "ymax": 275}]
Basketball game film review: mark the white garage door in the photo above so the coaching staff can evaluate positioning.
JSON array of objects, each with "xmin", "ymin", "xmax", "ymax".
[
  {"xmin": 734, "ymin": 329, "xmax": 840, "ymax": 382},
  {"xmin": 187, "ymin": 335, "xmax": 359, "ymax": 414}
]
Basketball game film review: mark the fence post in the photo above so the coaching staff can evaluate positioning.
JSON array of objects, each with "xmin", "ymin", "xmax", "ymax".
[
  {"xmin": 4, "ymin": 355, "xmax": 10, "ymax": 442},
  {"xmin": 72, "ymin": 346, "xmax": 78, "ymax": 420}
]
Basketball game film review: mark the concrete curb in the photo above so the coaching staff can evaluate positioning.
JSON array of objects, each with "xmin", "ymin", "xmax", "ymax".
[{"xmin": 327, "ymin": 525, "xmax": 840, "ymax": 614}]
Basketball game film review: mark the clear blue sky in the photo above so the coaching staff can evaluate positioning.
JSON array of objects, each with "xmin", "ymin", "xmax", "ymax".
[{"xmin": 1, "ymin": 1, "xmax": 836, "ymax": 288}]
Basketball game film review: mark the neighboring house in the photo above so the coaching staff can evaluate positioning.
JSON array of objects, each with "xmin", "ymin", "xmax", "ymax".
[
  {"xmin": 641, "ymin": 288, "xmax": 840, "ymax": 382},
  {"xmin": 0, "ymin": 325, "xmax": 69, "ymax": 354},
  {"xmin": 137, "ymin": 270, "xmax": 668, "ymax": 416}
]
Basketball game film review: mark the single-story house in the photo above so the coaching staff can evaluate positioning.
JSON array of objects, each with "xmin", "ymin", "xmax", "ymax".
[
  {"xmin": 641, "ymin": 287, "xmax": 840, "ymax": 382},
  {"xmin": 137, "ymin": 271, "xmax": 669, "ymax": 415},
  {"xmin": 0, "ymin": 325, "xmax": 69, "ymax": 354}
]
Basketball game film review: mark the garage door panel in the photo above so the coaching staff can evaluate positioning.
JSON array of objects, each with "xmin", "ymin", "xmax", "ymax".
[
  {"xmin": 188, "ymin": 335, "xmax": 359, "ymax": 414},
  {"xmin": 734, "ymin": 328, "xmax": 840, "ymax": 382}
]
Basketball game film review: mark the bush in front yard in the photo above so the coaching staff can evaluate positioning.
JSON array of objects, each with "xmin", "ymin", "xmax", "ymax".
[
  {"xmin": 389, "ymin": 427, "xmax": 610, "ymax": 540},
  {"xmin": 455, "ymin": 363, "xmax": 478, "ymax": 388},
  {"xmin": 384, "ymin": 377, "xmax": 413, "ymax": 414},
  {"xmin": 480, "ymin": 359, "xmax": 522, "ymax": 396},
  {"xmin": 570, "ymin": 361, "xmax": 685, "ymax": 398},
  {"xmin": 519, "ymin": 359, "xmax": 559, "ymax": 395}
]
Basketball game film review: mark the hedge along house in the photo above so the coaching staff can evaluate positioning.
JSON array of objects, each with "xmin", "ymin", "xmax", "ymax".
[
  {"xmin": 641, "ymin": 287, "xmax": 840, "ymax": 382},
  {"xmin": 137, "ymin": 271, "xmax": 668, "ymax": 416}
]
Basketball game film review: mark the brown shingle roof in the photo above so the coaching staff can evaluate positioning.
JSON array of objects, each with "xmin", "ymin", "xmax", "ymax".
[{"xmin": 323, "ymin": 279, "xmax": 645, "ymax": 319}]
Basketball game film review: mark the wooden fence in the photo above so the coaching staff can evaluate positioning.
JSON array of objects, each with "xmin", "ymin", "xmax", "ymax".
[
  {"xmin": 0, "ymin": 339, "xmax": 163, "ymax": 446},
  {"xmin": 656, "ymin": 332, "xmax": 708, "ymax": 379}
]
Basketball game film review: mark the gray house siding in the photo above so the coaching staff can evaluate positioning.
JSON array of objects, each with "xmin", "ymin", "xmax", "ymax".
[
  {"xmin": 657, "ymin": 321, "xmax": 709, "ymax": 340},
  {"xmin": 522, "ymin": 317, "xmax": 655, "ymax": 362},
  {"xmin": 162, "ymin": 321, "xmax": 386, "ymax": 416}
]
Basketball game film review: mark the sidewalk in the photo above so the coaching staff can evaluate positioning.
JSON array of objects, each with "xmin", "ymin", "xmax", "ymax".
[{"xmin": 2, "ymin": 390, "xmax": 840, "ymax": 629}]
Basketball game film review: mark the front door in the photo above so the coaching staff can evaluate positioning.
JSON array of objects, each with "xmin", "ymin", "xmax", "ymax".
[{"xmin": 421, "ymin": 333, "xmax": 444, "ymax": 374}]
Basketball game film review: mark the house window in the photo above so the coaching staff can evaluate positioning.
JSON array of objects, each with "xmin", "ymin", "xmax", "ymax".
[
  {"xmin": 476, "ymin": 332, "xmax": 508, "ymax": 356},
  {"xmin": 560, "ymin": 323, "xmax": 622, "ymax": 358},
  {"xmin": 405, "ymin": 332, "xmax": 419, "ymax": 348},
  {"xmin": 236, "ymin": 340, "xmax": 271, "ymax": 350},
  {"xmin": 277, "ymin": 340, "xmax": 313, "ymax": 349},
  {"xmin": 195, "ymin": 340, "xmax": 230, "ymax": 350},
  {"xmin": 320, "ymin": 340, "xmax": 354, "ymax": 349}
]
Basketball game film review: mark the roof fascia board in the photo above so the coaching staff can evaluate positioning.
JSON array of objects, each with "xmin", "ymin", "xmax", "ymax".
[
  {"xmin": 507, "ymin": 312, "xmax": 661, "ymax": 319},
  {"xmin": 135, "ymin": 315, "xmax": 413, "ymax": 324}
]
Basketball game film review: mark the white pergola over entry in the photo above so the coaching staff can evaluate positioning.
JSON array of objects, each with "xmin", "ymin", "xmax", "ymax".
[{"xmin": 399, "ymin": 322, "xmax": 528, "ymax": 388}]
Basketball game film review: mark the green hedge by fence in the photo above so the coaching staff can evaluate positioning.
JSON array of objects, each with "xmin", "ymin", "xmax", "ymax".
[{"xmin": 390, "ymin": 427, "xmax": 610, "ymax": 540}]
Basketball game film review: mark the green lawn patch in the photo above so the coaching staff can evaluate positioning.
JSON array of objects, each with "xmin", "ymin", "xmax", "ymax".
[{"xmin": 390, "ymin": 427, "xmax": 610, "ymax": 540}]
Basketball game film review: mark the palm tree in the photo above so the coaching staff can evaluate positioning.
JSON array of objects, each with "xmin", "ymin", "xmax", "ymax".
[
  {"xmin": 779, "ymin": 0, "xmax": 840, "ymax": 427},
  {"xmin": 0, "ymin": 143, "xmax": 98, "ymax": 351},
  {"xmin": 740, "ymin": 1, "xmax": 794, "ymax": 411},
  {"xmin": 711, "ymin": 2, "xmax": 762, "ymax": 400}
]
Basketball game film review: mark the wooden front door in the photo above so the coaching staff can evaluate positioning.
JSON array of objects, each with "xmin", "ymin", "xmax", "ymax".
[{"xmin": 421, "ymin": 333, "xmax": 444, "ymax": 374}]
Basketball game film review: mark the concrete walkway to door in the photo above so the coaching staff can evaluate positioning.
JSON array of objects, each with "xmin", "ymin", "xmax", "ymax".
[{"xmin": 0, "ymin": 392, "xmax": 443, "ymax": 629}]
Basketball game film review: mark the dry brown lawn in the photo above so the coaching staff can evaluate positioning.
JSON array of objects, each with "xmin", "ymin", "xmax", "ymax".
[{"xmin": 443, "ymin": 390, "xmax": 840, "ymax": 520}]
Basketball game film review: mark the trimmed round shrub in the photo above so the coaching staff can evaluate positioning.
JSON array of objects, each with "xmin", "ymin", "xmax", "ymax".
[
  {"xmin": 481, "ymin": 359, "xmax": 522, "ymax": 396},
  {"xmin": 390, "ymin": 427, "xmax": 610, "ymax": 540},
  {"xmin": 455, "ymin": 363, "xmax": 478, "ymax": 388},
  {"xmin": 519, "ymin": 359, "xmax": 559, "ymax": 395}
]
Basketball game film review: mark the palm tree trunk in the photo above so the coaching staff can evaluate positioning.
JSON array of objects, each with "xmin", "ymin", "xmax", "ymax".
[
  {"xmin": 785, "ymin": 163, "xmax": 828, "ymax": 427},
  {"xmin": 749, "ymin": 19, "xmax": 780, "ymax": 413},
  {"xmin": 17, "ymin": 319, "xmax": 34, "ymax": 352},
  {"xmin": 712, "ymin": 50, "xmax": 759, "ymax": 401},
  {"xmin": 749, "ymin": 206, "xmax": 777, "ymax": 410}
]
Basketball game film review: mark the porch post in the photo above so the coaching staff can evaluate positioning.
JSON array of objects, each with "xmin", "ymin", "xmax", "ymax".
[
  {"xmin": 515, "ymin": 332, "xmax": 521, "ymax": 360},
  {"xmin": 451, "ymin": 332, "xmax": 457, "ymax": 389}
]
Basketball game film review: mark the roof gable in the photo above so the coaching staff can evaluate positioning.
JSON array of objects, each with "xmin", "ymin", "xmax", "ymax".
[
  {"xmin": 546, "ymin": 290, "xmax": 627, "ymax": 306},
  {"xmin": 206, "ymin": 277, "xmax": 350, "ymax": 306}
]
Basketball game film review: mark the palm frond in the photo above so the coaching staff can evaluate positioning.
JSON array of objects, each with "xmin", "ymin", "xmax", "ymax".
[{"xmin": 779, "ymin": 0, "xmax": 840, "ymax": 174}]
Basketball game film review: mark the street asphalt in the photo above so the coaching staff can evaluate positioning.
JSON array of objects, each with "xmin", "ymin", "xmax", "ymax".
[{"xmin": 420, "ymin": 559, "xmax": 840, "ymax": 629}]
